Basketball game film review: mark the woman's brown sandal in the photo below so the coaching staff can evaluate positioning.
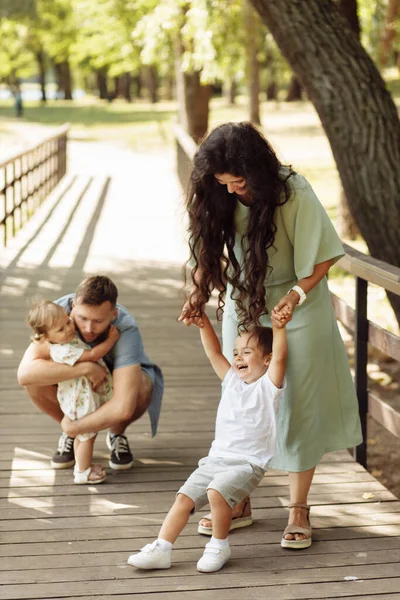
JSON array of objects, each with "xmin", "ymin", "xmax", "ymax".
[
  {"xmin": 198, "ymin": 497, "xmax": 253, "ymax": 536},
  {"xmin": 281, "ymin": 503, "xmax": 312, "ymax": 549}
]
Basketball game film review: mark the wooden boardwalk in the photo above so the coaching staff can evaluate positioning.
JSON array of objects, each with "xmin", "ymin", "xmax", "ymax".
[{"xmin": 1, "ymin": 143, "xmax": 400, "ymax": 599}]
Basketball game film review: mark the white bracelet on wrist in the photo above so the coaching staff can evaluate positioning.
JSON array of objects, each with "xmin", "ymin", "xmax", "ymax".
[{"xmin": 287, "ymin": 285, "xmax": 307, "ymax": 306}]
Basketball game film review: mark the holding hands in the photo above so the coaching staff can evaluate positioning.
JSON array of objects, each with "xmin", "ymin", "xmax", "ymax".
[
  {"xmin": 272, "ymin": 287, "xmax": 303, "ymax": 326},
  {"xmin": 271, "ymin": 304, "xmax": 291, "ymax": 328},
  {"xmin": 178, "ymin": 301, "xmax": 205, "ymax": 328}
]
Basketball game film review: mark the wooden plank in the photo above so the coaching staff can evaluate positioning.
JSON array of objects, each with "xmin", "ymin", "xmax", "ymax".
[
  {"xmin": 2, "ymin": 159, "xmax": 400, "ymax": 600},
  {"xmin": 339, "ymin": 242, "xmax": 400, "ymax": 294},
  {"xmin": 2, "ymin": 498, "xmax": 398, "ymax": 523},
  {"xmin": 54, "ymin": 593, "xmax": 400, "ymax": 600},
  {"xmin": 331, "ymin": 293, "xmax": 400, "ymax": 362},
  {"xmin": 2, "ymin": 570, "xmax": 400, "ymax": 600},
  {"xmin": 4, "ymin": 523, "xmax": 400, "ymax": 558},
  {"xmin": 0, "ymin": 480, "xmax": 389, "ymax": 501},
  {"xmin": 0, "ymin": 489, "xmax": 394, "ymax": 513},
  {"xmin": 369, "ymin": 390, "xmax": 400, "ymax": 439},
  {"xmin": 2, "ymin": 539, "xmax": 400, "ymax": 574},
  {"xmin": 2, "ymin": 557, "xmax": 400, "ymax": 587},
  {"xmin": 3, "ymin": 500, "xmax": 400, "ymax": 533},
  {"xmin": 2, "ymin": 536, "xmax": 400, "ymax": 572}
]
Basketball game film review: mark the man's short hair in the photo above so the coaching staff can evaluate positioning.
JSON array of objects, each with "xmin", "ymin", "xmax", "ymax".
[{"xmin": 75, "ymin": 276, "xmax": 118, "ymax": 307}]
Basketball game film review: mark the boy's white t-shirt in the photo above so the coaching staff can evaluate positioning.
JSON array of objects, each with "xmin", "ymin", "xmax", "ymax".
[{"xmin": 208, "ymin": 367, "xmax": 286, "ymax": 470}]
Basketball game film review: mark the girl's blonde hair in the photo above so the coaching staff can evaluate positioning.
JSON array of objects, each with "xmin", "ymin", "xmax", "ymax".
[{"xmin": 27, "ymin": 299, "xmax": 66, "ymax": 343}]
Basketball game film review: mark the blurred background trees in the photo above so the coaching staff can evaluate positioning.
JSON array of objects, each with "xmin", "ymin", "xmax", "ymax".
[
  {"xmin": 1, "ymin": 0, "xmax": 399, "ymax": 129},
  {"xmin": 1, "ymin": 0, "xmax": 400, "ymax": 316}
]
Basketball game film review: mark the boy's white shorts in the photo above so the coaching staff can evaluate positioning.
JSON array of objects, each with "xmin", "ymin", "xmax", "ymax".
[{"xmin": 177, "ymin": 455, "xmax": 265, "ymax": 512}]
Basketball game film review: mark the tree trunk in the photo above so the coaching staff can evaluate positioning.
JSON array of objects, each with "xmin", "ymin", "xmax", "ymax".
[
  {"xmin": 338, "ymin": 0, "xmax": 361, "ymax": 39},
  {"xmin": 286, "ymin": 75, "xmax": 302, "ymax": 101},
  {"xmin": 164, "ymin": 72, "xmax": 175, "ymax": 101},
  {"xmin": 184, "ymin": 72, "xmax": 211, "ymax": 142},
  {"xmin": 379, "ymin": 0, "xmax": 400, "ymax": 66},
  {"xmin": 55, "ymin": 61, "xmax": 72, "ymax": 100},
  {"xmin": 266, "ymin": 80, "xmax": 278, "ymax": 100},
  {"xmin": 224, "ymin": 79, "xmax": 237, "ymax": 105},
  {"xmin": 244, "ymin": 0, "xmax": 261, "ymax": 125},
  {"xmin": 35, "ymin": 49, "xmax": 46, "ymax": 102},
  {"xmin": 122, "ymin": 73, "xmax": 132, "ymax": 102},
  {"xmin": 113, "ymin": 76, "xmax": 120, "ymax": 99},
  {"xmin": 96, "ymin": 70, "xmax": 109, "ymax": 100},
  {"xmin": 336, "ymin": 188, "xmax": 360, "ymax": 240},
  {"xmin": 251, "ymin": 0, "xmax": 400, "ymax": 323},
  {"xmin": 61, "ymin": 61, "xmax": 72, "ymax": 100},
  {"xmin": 337, "ymin": 0, "xmax": 361, "ymax": 239},
  {"xmin": 265, "ymin": 53, "xmax": 278, "ymax": 100},
  {"xmin": 175, "ymin": 37, "xmax": 211, "ymax": 142},
  {"xmin": 133, "ymin": 74, "xmax": 142, "ymax": 99},
  {"xmin": 145, "ymin": 65, "xmax": 158, "ymax": 103}
]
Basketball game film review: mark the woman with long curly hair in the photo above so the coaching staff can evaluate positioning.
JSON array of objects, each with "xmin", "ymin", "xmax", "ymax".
[{"xmin": 179, "ymin": 122, "xmax": 362, "ymax": 549}]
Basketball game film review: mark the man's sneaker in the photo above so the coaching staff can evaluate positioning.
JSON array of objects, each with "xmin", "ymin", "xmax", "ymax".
[
  {"xmin": 106, "ymin": 432, "xmax": 133, "ymax": 470},
  {"xmin": 51, "ymin": 433, "xmax": 75, "ymax": 469},
  {"xmin": 127, "ymin": 540, "xmax": 171, "ymax": 570},
  {"xmin": 197, "ymin": 541, "xmax": 231, "ymax": 573}
]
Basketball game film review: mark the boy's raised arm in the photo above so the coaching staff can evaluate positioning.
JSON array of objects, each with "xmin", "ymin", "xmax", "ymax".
[
  {"xmin": 268, "ymin": 314, "xmax": 288, "ymax": 389},
  {"xmin": 199, "ymin": 314, "xmax": 230, "ymax": 381}
]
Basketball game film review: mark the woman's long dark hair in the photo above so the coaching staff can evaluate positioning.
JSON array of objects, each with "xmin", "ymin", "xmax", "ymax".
[{"xmin": 185, "ymin": 122, "xmax": 294, "ymax": 329}]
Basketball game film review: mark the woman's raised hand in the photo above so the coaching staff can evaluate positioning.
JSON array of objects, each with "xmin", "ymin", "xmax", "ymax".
[
  {"xmin": 272, "ymin": 293, "xmax": 298, "ymax": 325},
  {"xmin": 178, "ymin": 301, "xmax": 205, "ymax": 328}
]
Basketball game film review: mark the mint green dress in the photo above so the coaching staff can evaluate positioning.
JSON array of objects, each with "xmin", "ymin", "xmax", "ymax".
[{"xmin": 222, "ymin": 173, "xmax": 362, "ymax": 472}]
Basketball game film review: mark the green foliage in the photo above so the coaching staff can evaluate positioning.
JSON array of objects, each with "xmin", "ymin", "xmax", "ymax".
[
  {"xmin": 0, "ymin": 19, "xmax": 37, "ymax": 80},
  {"xmin": 358, "ymin": 0, "xmax": 386, "ymax": 60},
  {"xmin": 37, "ymin": 0, "xmax": 77, "ymax": 64},
  {"xmin": 71, "ymin": 0, "xmax": 148, "ymax": 77}
]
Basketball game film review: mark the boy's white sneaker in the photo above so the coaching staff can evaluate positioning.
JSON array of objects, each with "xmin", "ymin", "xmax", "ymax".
[
  {"xmin": 197, "ymin": 541, "xmax": 231, "ymax": 573},
  {"xmin": 127, "ymin": 540, "xmax": 171, "ymax": 570}
]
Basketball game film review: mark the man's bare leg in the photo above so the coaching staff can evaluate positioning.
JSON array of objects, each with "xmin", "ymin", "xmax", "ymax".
[
  {"xmin": 107, "ymin": 372, "xmax": 152, "ymax": 470},
  {"xmin": 24, "ymin": 384, "xmax": 63, "ymax": 422},
  {"xmin": 109, "ymin": 371, "xmax": 152, "ymax": 435},
  {"xmin": 24, "ymin": 385, "xmax": 75, "ymax": 469}
]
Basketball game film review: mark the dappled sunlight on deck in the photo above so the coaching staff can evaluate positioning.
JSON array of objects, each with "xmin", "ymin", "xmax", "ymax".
[{"xmin": 1, "ymin": 138, "xmax": 400, "ymax": 598}]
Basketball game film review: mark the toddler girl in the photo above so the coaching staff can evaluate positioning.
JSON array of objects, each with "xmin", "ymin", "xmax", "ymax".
[{"xmin": 27, "ymin": 299, "xmax": 119, "ymax": 484}]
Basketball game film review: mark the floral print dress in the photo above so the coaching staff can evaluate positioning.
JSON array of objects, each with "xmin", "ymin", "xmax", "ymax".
[{"xmin": 50, "ymin": 335, "xmax": 113, "ymax": 442}]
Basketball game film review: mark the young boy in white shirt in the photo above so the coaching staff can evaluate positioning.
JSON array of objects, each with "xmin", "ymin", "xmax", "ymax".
[{"xmin": 127, "ymin": 309, "xmax": 288, "ymax": 573}]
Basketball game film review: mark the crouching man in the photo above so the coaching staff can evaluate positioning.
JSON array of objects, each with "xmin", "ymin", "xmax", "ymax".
[{"xmin": 18, "ymin": 275, "xmax": 163, "ymax": 470}]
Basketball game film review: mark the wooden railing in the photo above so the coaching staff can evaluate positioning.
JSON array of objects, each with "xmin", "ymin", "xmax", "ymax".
[
  {"xmin": 333, "ymin": 246, "xmax": 400, "ymax": 467},
  {"xmin": 175, "ymin": 122, "xmax": 400, "ymax": 469},
  {"xmin": 0, "ymin": 125, "xmax": 69, "ymax": 246}
]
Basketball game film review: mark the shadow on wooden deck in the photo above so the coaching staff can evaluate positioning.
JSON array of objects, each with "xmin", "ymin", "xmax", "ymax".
[{"xmin": 1, "ymin": 172, "xmax": 400, "ymax": 599}]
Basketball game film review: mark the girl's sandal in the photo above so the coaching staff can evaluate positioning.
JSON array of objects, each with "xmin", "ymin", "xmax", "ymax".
[
  {"xmin": 198, "ymin": 497, "xmax": 253, "ymax": 536},
  {"xmin": 281, "ymin": 503, "xmax": 312, "ymax": 549},
  {"xmin": 74, "ymin": 464, "xmax": 107, "ymax": 485}
]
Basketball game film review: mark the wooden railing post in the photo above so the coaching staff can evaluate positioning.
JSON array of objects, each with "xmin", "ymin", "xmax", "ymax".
[
  {"xmin": 354, "ymin": 276, "xmax": 369, "ymax": 467},
  {"xmin": 0, "ymin": 125, "xmax": 69, "ymax": 246}
]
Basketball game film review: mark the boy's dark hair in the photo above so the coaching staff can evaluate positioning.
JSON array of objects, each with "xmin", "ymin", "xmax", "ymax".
[
  {"xmin": 246, "ymin": 326, "xmax": 273, "ymax": 355},
  {"xmin": 75, "ymin": 276, "xmax": 118, "ymax": 307}
]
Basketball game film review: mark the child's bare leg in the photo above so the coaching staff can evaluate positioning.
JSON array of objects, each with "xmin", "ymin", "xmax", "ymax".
[
  {"xmin": 158, "ymin": 494, "xmax": 195, "ymax": 543},
  {"xmin": 207, "ymin": 489, "xmax": 232, "ymax": 539},
  {"xmin": 74, "ymin": 437, "xmax": 93, "ymax": 472},
  {"xmin": 196, "ymin": 489, "xmax": 232, "ymax": 572},
  {"xmin": 74, "ymin": 436, "xmax": 105, "ymax": 480},
  {"xmin": 127, "ymin": 494, "xmax": 194, "ymax": 569}
]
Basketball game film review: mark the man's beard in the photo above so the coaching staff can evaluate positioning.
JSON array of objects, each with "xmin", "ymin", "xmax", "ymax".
[{"xmin": 75, "ymin": 323, "xmax": 110, "ymax": 346}]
